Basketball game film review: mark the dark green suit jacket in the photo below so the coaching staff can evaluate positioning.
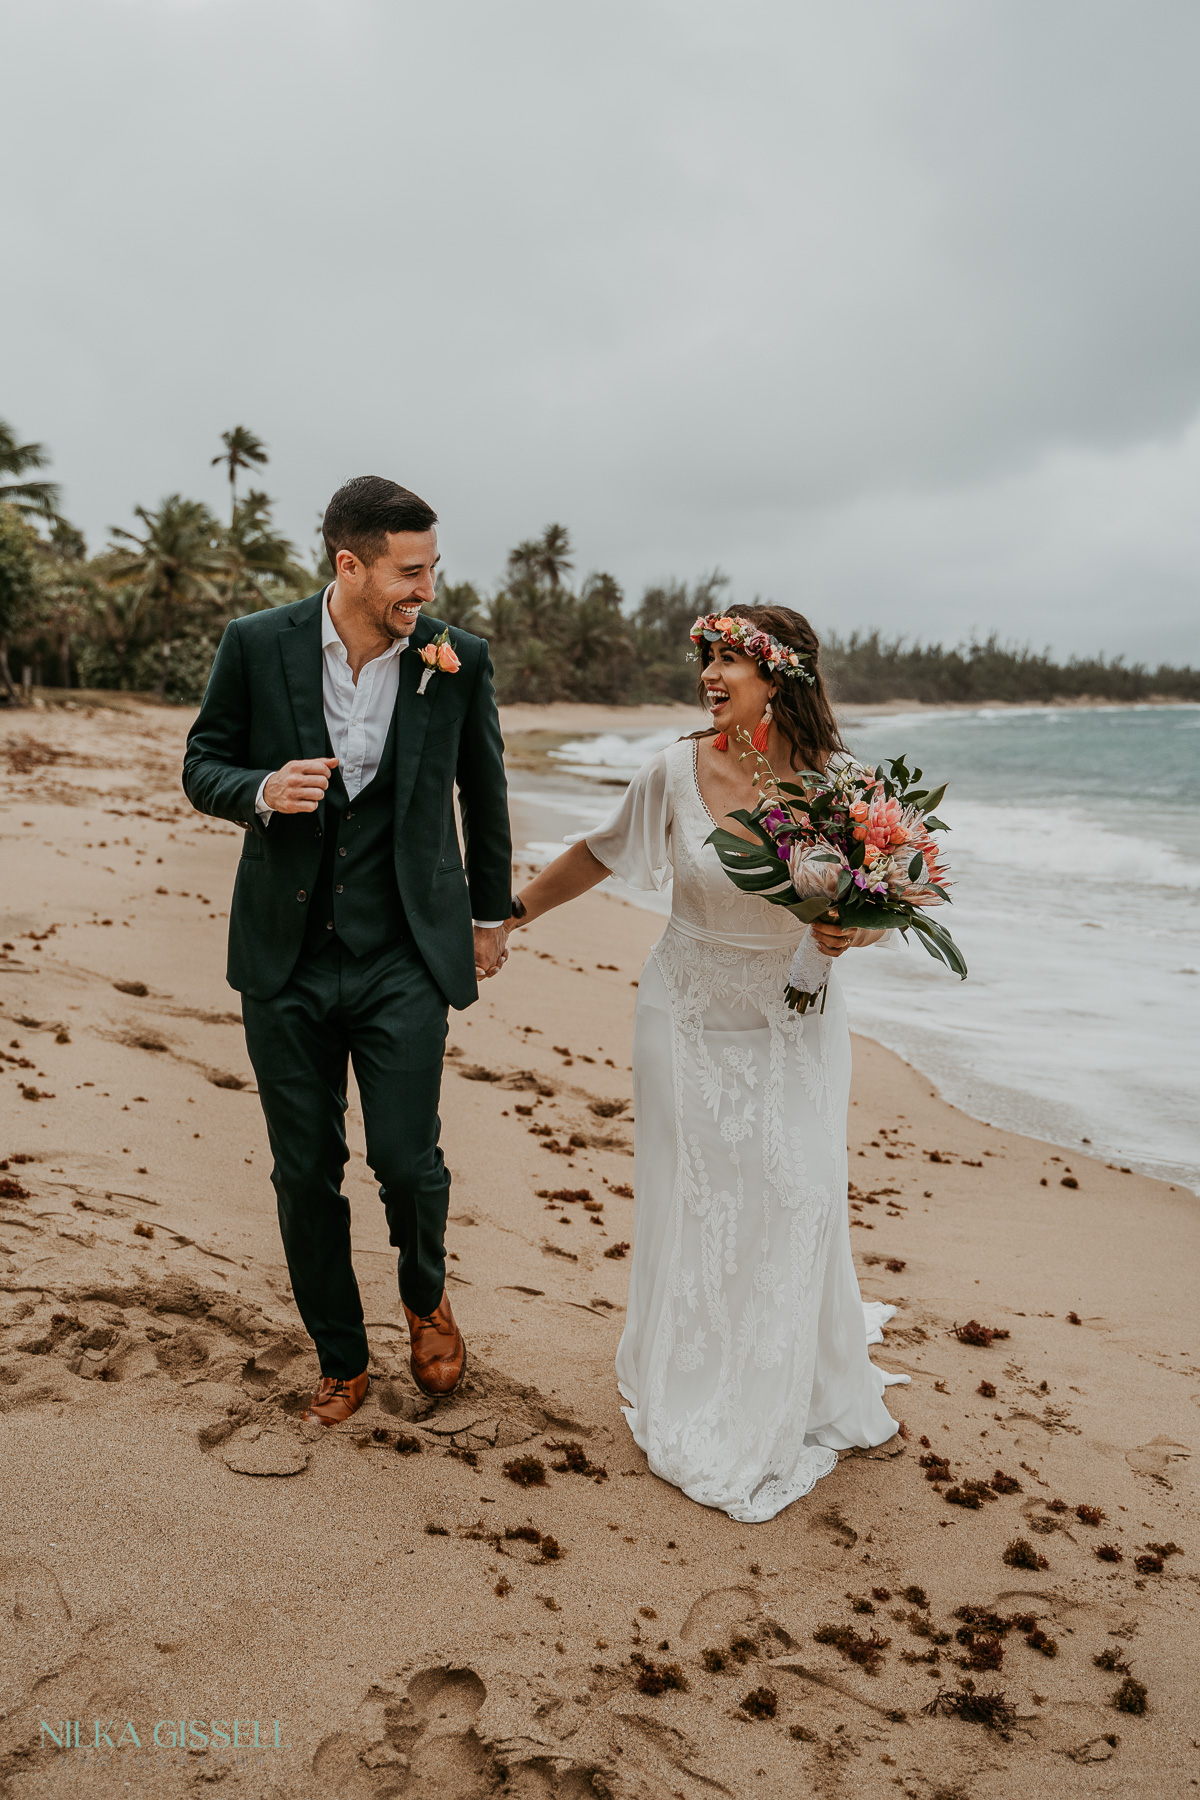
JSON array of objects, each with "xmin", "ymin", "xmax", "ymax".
[{"xmin": 181, "ymin": 593, "xmax": 511, "ymax": 1009}]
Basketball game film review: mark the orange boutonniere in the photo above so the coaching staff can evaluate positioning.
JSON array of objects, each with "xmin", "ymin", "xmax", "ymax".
[{"xmin": 416, "ymin": 628, "xmax": 461, "ymax": 695}]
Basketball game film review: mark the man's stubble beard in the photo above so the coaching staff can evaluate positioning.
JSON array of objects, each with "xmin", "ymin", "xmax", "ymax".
[{"xmin": 363, "ymin": 571, "xmax": 419, "ymax": 643}]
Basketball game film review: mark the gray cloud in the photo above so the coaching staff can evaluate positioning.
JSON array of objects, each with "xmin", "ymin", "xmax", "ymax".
[{"xmin": 4, "ymin": 0, "xmax": 1199, "ymax": 659}]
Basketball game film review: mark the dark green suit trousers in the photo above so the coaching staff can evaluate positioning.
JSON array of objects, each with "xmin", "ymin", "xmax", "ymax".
[{"xmin": 242, "ymin": 934, "xmax": 449, "ymax": 1377}]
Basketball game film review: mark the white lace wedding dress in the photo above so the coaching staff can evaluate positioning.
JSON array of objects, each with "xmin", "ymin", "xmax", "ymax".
[{"xmin": 585, "ymin": 739, "xmax": 907, "ymax": 1524}]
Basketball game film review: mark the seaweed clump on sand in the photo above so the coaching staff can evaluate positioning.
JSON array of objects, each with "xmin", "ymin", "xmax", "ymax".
[
  {"xmin": 740, "ymin": 1687, "xmax": 777, "ymax": 1719},
  {"xmin": 957, "ymin": 1632, "xmax": 1004, "ymax": 1673},
  {"xmin": 1135, "ymin": 1552, "xmax": 1164, "ymax": 1575},
  {"xmin": 1095, "ymin": 1543, "xmax": 1123, "ymax": 1563},
  {"xmin": 545, "ymin": 1439, "xmax": 608, "ymax": 1481},
  {"xmin": 701, "ymin": 1648, "xmax": 727, "ymax": 1673},
  {"xmin": 813, "ymin": 1624, "xmax": 890, "ymax": 1675},
  {"xmin": 953, "ymin": 1606, "xmax": 1009, "ymax": 1634},
  {"xmin": 903, "ymin": 1585, "xmax": 930, "ymax": 1608},
  {"xmin": 907, "ymin": 1612, "xmax": 952, "ymax": 1645},
  {"xmin": 923, "ymin": 1682, "xmax": 1016, "ymax": 1733},
  {"xmin": 630, "ymin": 1653, "xmax": 689, "ymax": 1696},
  {"xmin": 1094, "ymin": 1646, "xmax": 1130, "ymax": 1672},
  {"xmin": 1025, "ymin": 1627, "xmax": 1058, "ymax": 1658},
  {"xmin": 953, "ymin": 1320, "xmax": 1011, "ymax": 1348},
  {"xmin": 990, "ymin": 1469, "xmax": 1022, "ymax": 1494},
  {"xmin": 945, "ymin": 1479, "xmax": 997, "ymax": 1510},
  {"xmin": 503, "ymin": 1454, "xmax": 547, "ymax": 1487},
  {"xmin": 977, "ymin": 1379, "xmax": 997, "ymax": 1398},
  {"xmin": 1075, "ymin": 1503, "xmax": 1106, "ymax": 1526},
  {"xmin": 1003, "ymin": 1538, "xmax": 1048, "ymax": 1572},
  {"xmin": 1113, "ymin": 1675, "xmax": 1148, "ymax": 1715}
]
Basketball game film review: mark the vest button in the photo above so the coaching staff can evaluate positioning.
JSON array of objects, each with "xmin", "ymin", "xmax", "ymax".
[
  {"xmin": 296, "ymin": 890, "xmax": 307, "ymax": 902},
  {"xmin": 338, "ymin": 846, "xmax": 347, "ymax": 857},
  {"xmin": 325, "ymin": 921, "xmax": 334, "ymax": 931},
  {"xmin": 335, "ymin": 884, "xmax": 344, "ymax": 894},
  {"xmin": 345, "ymin": 811, "xmax": 354, "ymax": 820},
  {"xmin": 315, "ymin": 827, "xmax": 322, "ymax": 839}
]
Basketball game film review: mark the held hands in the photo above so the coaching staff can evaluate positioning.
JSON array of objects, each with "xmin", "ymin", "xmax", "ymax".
[
  {"xmin": 474, "ymin": 923, "xmax": 508, "ymax": 980},
  {"xmin": 263, "ymin": 757, "xmax": 338, "ymax": 814}
]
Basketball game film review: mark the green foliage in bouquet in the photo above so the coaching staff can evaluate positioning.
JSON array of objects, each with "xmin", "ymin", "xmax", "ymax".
[{"xmin": 706, "ymin": 735, "xmax": 967, "ymax": 979}]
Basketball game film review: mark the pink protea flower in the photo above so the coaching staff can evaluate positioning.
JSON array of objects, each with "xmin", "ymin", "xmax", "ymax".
[{"xmin": 788, "ymin": 842, "xmax": 842, "ymax": 899}]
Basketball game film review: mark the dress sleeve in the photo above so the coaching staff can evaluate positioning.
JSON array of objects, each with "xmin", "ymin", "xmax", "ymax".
[{"xmin": 583, "ymin": 749, "xmax": 673, "ymax": 891}]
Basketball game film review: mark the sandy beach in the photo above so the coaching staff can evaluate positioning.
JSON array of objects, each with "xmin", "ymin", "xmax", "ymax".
[{"xmin": 2, "ymin": 696, "xmax": 1198, "ymax": 1800}]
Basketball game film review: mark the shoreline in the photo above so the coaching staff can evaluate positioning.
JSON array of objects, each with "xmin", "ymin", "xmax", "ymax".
[
  {"xmin": 5, "ymin": 687, "xmax": 1195, "ymax": 725},
  {"xmin": 3, "ymin": 699, "xmax": 1199, "ymax": 1798}
]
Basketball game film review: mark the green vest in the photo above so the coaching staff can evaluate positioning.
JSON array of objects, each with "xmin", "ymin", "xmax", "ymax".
[{"xmin": 301, "ymin": 711, "xmax": 409, "ymax": 956}]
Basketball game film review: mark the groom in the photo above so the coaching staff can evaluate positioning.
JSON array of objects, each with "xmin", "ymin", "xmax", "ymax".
[{"xmin": 183, "ymin": 476, "xmax": 512, "ymax": 1425}]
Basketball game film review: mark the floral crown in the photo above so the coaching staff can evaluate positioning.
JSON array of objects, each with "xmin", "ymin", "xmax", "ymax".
[{"xmin": 688, "ymin": 613, "xmax": 815, "ymax": 685}]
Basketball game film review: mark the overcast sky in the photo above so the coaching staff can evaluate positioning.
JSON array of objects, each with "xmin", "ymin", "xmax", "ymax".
[{"xmin": 5, "ymin": 0, "xmax": 1200, "ymax": 662}]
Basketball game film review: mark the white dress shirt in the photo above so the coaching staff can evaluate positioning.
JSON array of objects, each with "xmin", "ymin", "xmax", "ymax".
[{"xmin": 256, "ymin": 587, "xmax": 504, "ymax": 927}]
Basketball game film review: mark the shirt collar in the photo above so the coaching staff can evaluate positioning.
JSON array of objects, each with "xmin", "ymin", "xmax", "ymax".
[{"xmin": 321, "ymin": 584, "xmax": 408, "ymax": 663}]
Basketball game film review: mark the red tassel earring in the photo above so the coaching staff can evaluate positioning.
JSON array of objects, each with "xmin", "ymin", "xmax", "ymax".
[
  {"xmin": 713, "ymin": 731, "xmax": 728, "ymax": 751},
  {"xmin": 750, "ymin": 700, "xmax": 772, "ymax": 755}
]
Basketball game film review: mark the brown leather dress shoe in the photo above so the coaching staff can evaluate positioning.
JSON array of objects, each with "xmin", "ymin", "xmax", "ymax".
[
  {"xmin": 300, "ymin": 1369, "xmax": 370, "ymax": 1426},
  {"xmin": 403, "ymin": 1293, "xmax": 465, "ymax": 1397}
]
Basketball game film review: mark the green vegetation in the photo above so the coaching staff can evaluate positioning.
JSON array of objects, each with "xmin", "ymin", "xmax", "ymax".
[{"xmin": 2, "ymin": 414, "xmax": 1197, "ymax": 708}]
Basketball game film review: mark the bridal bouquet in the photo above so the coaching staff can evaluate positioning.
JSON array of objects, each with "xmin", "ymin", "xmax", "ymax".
[{"xmin": 707, "ymin": 740, "xmax": 967, "ymax": 1010}]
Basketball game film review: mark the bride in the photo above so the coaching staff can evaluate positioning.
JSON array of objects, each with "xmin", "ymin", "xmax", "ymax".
[{"xmin": 506, "ymin": 605, "xmax": 905, "ymax": 1522}]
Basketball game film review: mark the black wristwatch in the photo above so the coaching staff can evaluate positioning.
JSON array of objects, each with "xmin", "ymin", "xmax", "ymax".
[{"xmin": 510, "ymin": 894, "xmax": 528, "ymax": 921}]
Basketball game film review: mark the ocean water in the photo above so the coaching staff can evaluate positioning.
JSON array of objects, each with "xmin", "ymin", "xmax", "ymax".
[{"xmin": 509, "ymin": 705, "xmax": 1200, "ymax": 1193}]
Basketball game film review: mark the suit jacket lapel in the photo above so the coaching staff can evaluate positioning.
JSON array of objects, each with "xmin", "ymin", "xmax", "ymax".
[
  {"xmin": 278, "ymin": 592, "xmax": 326, "ymax": 762},
  {"xmin": 392, "ymin": 612, "xmax": 438, "ymax": 827}
]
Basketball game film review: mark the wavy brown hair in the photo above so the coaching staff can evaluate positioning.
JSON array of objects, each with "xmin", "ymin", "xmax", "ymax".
[{"xmin": 693, "ymin": 603, "xmax": 845, "ymax": 772}]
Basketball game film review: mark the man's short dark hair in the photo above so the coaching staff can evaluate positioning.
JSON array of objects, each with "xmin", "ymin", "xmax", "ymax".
[{"xmin": 322, "ymin": 476, "xmax": 438, "ymax": 570}]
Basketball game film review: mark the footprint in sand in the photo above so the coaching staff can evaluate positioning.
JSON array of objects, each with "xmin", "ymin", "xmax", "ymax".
[
  {"xmin": 221, "ymin": 1429, "xmax": 309, "ymax": 1477},
  {"xmin": 1125, "ymin": 1436, "xmax": 1190, "ymax": 1484},
  {"xmin": 313, "ymin": 1665, "xmax": 611, "ymax": 1798}
]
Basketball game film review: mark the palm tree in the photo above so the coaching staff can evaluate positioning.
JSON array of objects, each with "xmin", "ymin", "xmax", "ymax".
[
  {"xmin": 0, "ymin": 503, "xmax": 39, "ymax": 700},
  {"xmin": 0, "ymin": 418, "xmax": 60, "ymax": 520},
  {"xmin": 506, "ymin": 538, "xmax": 544, "ymax": 586},
  {"xmin": 434, "ymin": 574, "xmax": 486, "ymax": 633},
  {"xmin": 226, "ymin": 489, "xmax": 307, "ymax": 609},
  {"xmin": 109, "ymin": 496, "xmax": 231, "ymax": 696},
  {"xmin": 534, "ymin": 523, "xmax": 573, "ymax": 591},
  {"xmin": 211, "ymin": 426, "xmax": 268, "ymax": 521},
  {"xmin": 35, "ymin": 518, "xmax": 92, "ymax": 688},
  {"xmin": 83, "ymin": 580, "xmax": 150, "ymax": 692}
]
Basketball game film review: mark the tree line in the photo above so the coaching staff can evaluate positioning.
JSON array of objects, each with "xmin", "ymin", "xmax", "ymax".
[{"xmin": 1, "ymin": 414, "xmax": 1196, "ymax": 708}]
